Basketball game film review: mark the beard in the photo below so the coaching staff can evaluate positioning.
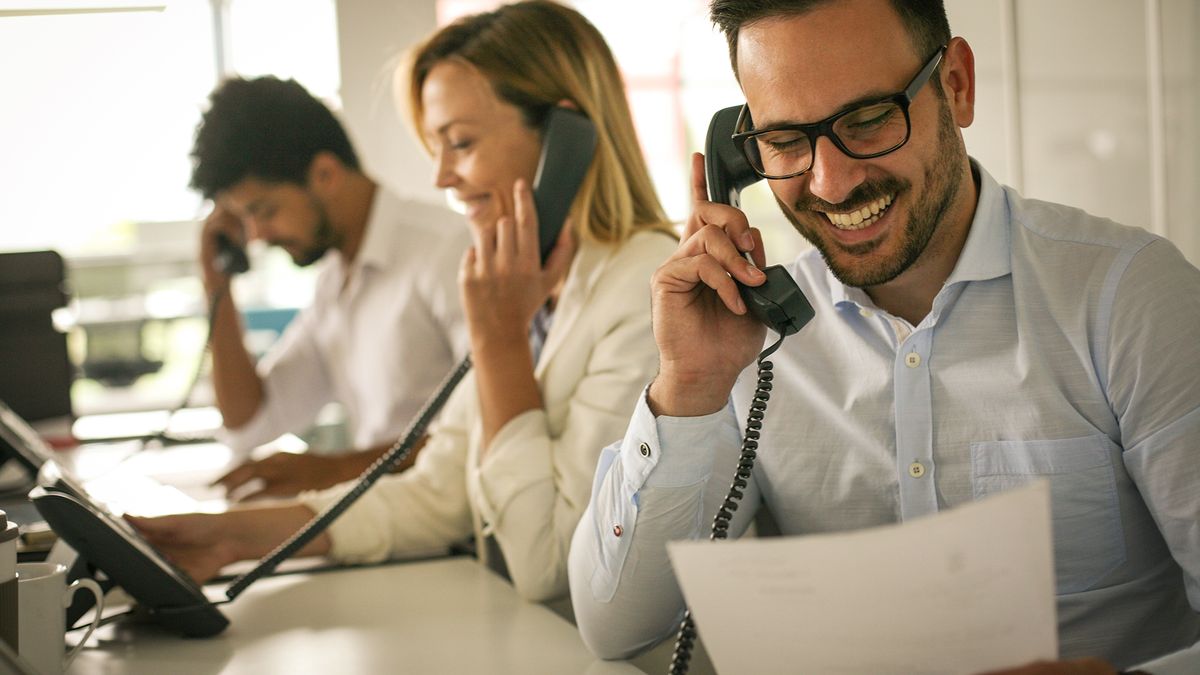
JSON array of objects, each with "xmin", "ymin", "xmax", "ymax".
[
  {"xmin": 292, "ymin": 197, "xmax": 341, "ymax": 267},
  {"xmin": 777, "ymin": 95, "xmax": 965, "ymax": 289}
]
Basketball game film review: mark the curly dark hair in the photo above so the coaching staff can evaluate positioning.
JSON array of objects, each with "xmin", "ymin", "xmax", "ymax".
[
  {"xmin": 188, "ymin": 76, "xmax": 360, "ymax": 199},
  {"xmin": 709, "ymin": 0, "xmax": 950, "ymax": 78}
]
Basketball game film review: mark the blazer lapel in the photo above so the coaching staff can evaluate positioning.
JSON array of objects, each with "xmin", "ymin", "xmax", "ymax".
[{"xmin": 534, "ymin": 240, "xmax": 613, "ymax": 379}]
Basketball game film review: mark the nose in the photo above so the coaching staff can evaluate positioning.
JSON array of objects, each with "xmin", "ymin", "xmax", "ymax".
[
  {"xmin": 243, "ymin": 216, "xmax": 264, "ymax": 241},
  {"xmin": 805, "ymin": 135, "xmax": 867, "ymax": 206},
  {"xmin": 432, "ymin": 149, "xmax": 458, "ymax": 190}
]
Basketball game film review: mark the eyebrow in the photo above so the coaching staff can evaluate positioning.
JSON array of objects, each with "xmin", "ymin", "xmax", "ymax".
[
  {"xmin": 755, "ymin": 88, "xmax": 896, "ymax": 129},
  {"xmin": 430, "ymin": 118, "xmax": 479, "ymax": 136}
]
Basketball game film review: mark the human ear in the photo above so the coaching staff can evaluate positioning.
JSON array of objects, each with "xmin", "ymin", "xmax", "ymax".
[
  {"xmin": 941, "ymin": 37, "xmax": 976, "ymax": 128},
  {"xmin": 305, "ymin": 151, "xmax": 343, "ymax": 196}
]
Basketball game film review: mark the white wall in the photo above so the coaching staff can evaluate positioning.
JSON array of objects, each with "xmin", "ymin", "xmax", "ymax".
[
  {"xmin": 333, "ymin": 1, "xmax": 1200, "ymax": 264},
  {"xmin": 334, "ymin": 0, "xmax": 442, "ymax": 205},
  {"xmin": 949, "ymin": 0, "xmax": 1199, "ymax": 264}
]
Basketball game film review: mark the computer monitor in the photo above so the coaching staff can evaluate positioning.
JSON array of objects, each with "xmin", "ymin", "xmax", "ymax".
[{"xmin": 0, "ymin": 250, "xmax": 73, "ymax": 424}]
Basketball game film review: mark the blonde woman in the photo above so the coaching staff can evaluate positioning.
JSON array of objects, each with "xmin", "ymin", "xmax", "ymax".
[{"xmin": 131, "ymin": 0, "xmax": 676, "ymax": 603}]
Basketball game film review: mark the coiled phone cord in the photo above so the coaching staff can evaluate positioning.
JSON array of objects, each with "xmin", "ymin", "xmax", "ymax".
[{"xmin": 668, "ymin": 334, "xmax": 785, "ymax": 675}]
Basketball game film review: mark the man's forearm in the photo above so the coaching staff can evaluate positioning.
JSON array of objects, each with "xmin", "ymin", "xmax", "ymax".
[{"xmin": 207, "ymin": 288, "xmax": 263, "ymax": 429}]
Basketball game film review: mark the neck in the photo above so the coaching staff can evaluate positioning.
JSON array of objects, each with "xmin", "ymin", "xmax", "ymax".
[
  {"xmin": 864, "ymin": 163, "xmax": 980, "ymax": 325},
  {"xmin": 331, "ymin": 174, "xmax": 378, "ymax": 265}
]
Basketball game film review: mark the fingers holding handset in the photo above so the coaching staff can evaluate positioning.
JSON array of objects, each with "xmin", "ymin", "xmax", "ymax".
[
  {"xmin": 200, "ymin": 204, "xmax": 247, "ymax": 290},
  {"xmin": 670, "ymin": 152, "xmax": 767, "ymax": 313},
  {"xmin": 648, "ymin": 153, "xmax": 770, "ymax": 417},
  {"xmin": 460, "ymin": 178, "xmax": 576, "ymax": 338}
]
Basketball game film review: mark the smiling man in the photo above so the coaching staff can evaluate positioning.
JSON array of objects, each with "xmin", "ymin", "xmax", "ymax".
[
  {"xmin": 190, "ymin": 76, "xmax": 469, "ymax": 497},
  {"xmin": 568, "ymin": 0, "xmax": 1200, "ymax": 671}
]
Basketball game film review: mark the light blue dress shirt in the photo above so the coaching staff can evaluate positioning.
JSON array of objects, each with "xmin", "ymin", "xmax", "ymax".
[{"xmin": 569, "ymin": 164, "xmax": 1200, "ymax": 669}]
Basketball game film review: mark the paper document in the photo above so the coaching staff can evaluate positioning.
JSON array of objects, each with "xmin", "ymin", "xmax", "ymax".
[{"xmin": 667, "ymin": 481, "xmax": 1057, "ymax": 675}]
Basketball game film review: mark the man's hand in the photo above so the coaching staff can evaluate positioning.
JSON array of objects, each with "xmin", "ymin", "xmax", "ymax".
[
  {"xmin": 215, "ymin": 452, "xmax": 359, "ymax": 500},
  {"xmin": 126, "ymin": 512, "xmax": 243, "ymax": 584},
  {"xmin": 199, "ymin": 204, "xmax": 246, "ymax": 295},
  {"xmin": 647, "ymin": 152, "xmax": 769, "ymax": 417},
  {"xmin": 977, "ymin": 659, "xmax": 1121, "ymax": 675}
]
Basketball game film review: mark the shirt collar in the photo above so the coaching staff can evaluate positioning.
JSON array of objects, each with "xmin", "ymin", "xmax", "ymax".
[
  {"xmin": 828, "ymin": 158, "xmax": 1011, "ymax": 309},
  {"xmin": 348, "ymin": 187, "xmax": 400, "ymax": 274}
]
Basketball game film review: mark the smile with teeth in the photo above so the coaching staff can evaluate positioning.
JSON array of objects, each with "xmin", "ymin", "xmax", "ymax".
[{"xmin": 823, "ymin": 194, "xmax": 894, "ymax": 231}]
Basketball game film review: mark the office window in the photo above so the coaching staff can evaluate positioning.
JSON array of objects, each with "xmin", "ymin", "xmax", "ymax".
[
  {"xmin": 0, "ymin": 0, "xmax": 341, "ymax": 256},
  {"xmin": 0, "ymin": 2, "xmax": 341, "ymax": 416}
]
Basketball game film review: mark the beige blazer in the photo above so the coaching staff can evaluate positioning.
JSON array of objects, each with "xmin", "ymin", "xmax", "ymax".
[{"xmin": 301, "ymin": 229, "xmax": 677, "ymax": 602}]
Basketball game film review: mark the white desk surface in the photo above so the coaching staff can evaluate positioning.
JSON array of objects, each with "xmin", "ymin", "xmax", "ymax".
[{"xmin": 70, "ymin": 557, "xmax": 647, "ymax": 675}]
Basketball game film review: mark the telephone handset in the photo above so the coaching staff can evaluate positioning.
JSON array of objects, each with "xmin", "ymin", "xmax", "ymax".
[
  {"xmin": 670, "ymin": 107, "xmax": 819, "ymax": 675},
  {"xmin": 704, "ymin": 105, "xmax": 814, "ymax": 337},
  {"xmin": 213, "ymin": 231, "xmax": 250, "ymax": 276},
  {"xmin": 533, "ymin": 107, "xmax": 598, "ymax": 263}
]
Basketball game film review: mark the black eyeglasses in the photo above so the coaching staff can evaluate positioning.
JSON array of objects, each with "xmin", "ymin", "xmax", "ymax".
[{"xmin": 733, "ymin": 46, "xmax": 947, "ymax": 180}]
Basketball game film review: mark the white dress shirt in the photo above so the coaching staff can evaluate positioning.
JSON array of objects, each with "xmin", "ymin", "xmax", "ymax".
[
  {"xmin": 569, "ymin": 164, "xmax": 1200, "ymax": 669},
  {"xmin": 221, "ymin": 190, "xmax": 470, "ymax": 453},
  {"xmin": 299, "ymin": 231, "xmax": 677, "ymax": 603}
]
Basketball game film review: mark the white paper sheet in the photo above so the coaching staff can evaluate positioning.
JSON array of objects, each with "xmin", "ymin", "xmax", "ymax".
[{"xmin": 667, "ymin": 481, "xmax": 1057, "ymax": 675}]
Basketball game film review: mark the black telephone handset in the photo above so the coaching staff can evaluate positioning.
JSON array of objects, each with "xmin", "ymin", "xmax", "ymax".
[
  {"xmin": 671, "ymin": 108, "xmax": 820, "ymax": 675},
  {"xmin": 704, "ymin": 105, "xmax": 814, "ymax": 337},
  {"xmin": 213, "ymin": 231, "xmax": 250, "ymax": 276},
  {"xmin": 533, "ymin": 107, "xmax": 598, "ymax": 263}
]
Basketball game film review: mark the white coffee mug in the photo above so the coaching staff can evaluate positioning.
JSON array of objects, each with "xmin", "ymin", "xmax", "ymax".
[{"xmin": 15, "ymin": 562, "xmax": 105, "ymax": 675}]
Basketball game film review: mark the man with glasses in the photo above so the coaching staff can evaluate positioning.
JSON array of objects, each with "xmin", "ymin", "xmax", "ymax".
[{"xmin": 569, "ymin": 0, "xmax": 1199, "ymax": 672}]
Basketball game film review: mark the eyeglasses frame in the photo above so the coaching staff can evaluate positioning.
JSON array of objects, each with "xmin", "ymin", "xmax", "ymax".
[{"xmin": 732, "ymin": 45, "xmax": 948, "ymax": 180}]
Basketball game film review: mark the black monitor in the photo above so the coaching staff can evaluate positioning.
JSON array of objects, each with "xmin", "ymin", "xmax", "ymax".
[{"xmin": 0, "ymin": 250, "xmax": 73, "ymax": 424}]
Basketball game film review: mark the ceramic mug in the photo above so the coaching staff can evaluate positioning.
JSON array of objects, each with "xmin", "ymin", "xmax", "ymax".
[{"xmin": 15, "ymin": 562, "xmax": 105, "ymax": 675}]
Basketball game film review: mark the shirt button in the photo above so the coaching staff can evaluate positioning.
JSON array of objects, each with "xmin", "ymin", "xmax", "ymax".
[
  {"xmin": 859, "ymin": 308, "xmax": 875, "ymax": 318},
  {"xmin": 613, "ymin": 524, "xmax": 623, "ymax": 537},
  {"xmin": 904, "ymin": 352, "xmax": 921, "ymax": 368},
  {"xmin": 639, "ymin": 442, "xmax": 651, "ymax": 458},
  {"xmin": 908, "ymin": 461, "xmax": 926, "ymax": 478}
]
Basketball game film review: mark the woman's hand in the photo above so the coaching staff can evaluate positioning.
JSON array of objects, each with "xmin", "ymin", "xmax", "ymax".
[
  {"xmin": 460, "ymin": 178, "xmax": 575, "ymax": 450},
  {"xmin": 459, "ymin": 178, "xmax": 576, "ymax": 345},
  {"xmin": 126, "ymin": 512, "xmax": 245, "ymax": 584},
  {"xmin": 127, "ymin": 504, "xmax": 330, "ymax": 584}
]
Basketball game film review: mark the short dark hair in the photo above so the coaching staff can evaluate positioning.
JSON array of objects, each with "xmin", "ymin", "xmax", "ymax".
[
  {"xmin": 188, "ymin": 76, "xmax": 360, "ymax": 199},
  {"xmin": 710, "ymin": 0, "xmax": 950, "ymax": 78}
]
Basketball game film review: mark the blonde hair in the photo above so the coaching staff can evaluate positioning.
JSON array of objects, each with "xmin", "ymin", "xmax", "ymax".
[{"xmin": 403, "ymin": 0, "xmax": 672, "ymax": 246}]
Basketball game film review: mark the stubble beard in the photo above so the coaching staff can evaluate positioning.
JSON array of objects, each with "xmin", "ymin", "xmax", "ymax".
[{"xmin": 293, "ymin": 196, "xmax": 342, "ymax": 267}]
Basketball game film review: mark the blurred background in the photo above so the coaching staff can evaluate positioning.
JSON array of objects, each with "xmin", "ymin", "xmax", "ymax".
[{"xmin": 0, "ymin": 0, "xmax": 1196, "ymax": 440}]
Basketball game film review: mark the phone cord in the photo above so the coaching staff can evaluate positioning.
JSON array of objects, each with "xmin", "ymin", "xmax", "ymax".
[
  {"xmin": 667, "ymin": 335, "xmax": 784, "ymax": 675},
  {"xmin": 111, "ymin": 286, "xmax": 225, "ymax": 471},
  {"xmin": 224, "ymin": 353, "xmax": 473, "ymax": 600}
]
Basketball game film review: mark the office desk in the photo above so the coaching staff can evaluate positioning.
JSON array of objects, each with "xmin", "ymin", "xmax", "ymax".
[{"xmin": 71, "ymin": 557, "xmax": 646, "ymax": 675}]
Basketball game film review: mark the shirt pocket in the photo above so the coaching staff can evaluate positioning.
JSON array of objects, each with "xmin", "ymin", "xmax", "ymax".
[{"xmin": 970, "ymin": 435, "xmax": 1125, "ymax": 594}]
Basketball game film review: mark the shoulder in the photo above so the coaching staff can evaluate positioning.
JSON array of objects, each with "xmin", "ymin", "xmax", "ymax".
[
  {"xmin": 595, "ymin": 228, "xmax": 678, "ymax": 289},
  {"xmin": 562, "ymin": 228, "xmax": 677, "ymax": 318},
  {"xmin": 1002, "ymin": 188, "xmax": 1200, "ymax": 299},
  {"xmin": 1007, "ymin": 188, "xmax": 1157, "ymax": 259},
  {"xmin": 372, "ymin": 193, "xmax": 470, "ymax": 270},
  {"xmin": 609, "ymin": 227, "xmax": 678, "ymax": 267},
  {"xmin": 378, "ymin": 192, "xmax": 471, "ymax": 248}
]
